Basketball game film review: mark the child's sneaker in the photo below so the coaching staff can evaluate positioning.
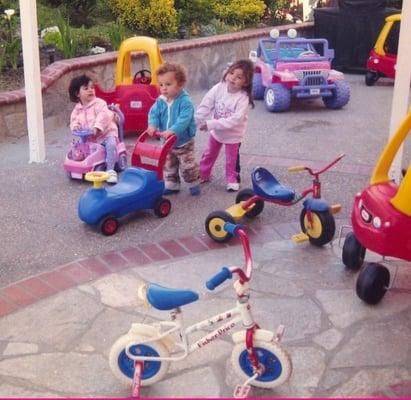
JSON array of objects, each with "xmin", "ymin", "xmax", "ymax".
[
  {"xmin": 226, "ymin": 182, "xmax": 240, "ymax": 192},
  {"xmin": 106, "ymin": 170, "xmax": 118, "ymax": 184},
  {"xmin": 189, "ymin": 185, "xmax": 201, "ymax": 196}
]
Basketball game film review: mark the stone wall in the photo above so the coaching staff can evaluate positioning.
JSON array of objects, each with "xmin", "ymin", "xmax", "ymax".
[{"xmin": 0, "ymin": 23, "xmax": 313, "ymax": 141}]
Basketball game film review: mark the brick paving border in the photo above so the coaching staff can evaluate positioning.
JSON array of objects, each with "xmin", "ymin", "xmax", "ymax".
[{"xmin": 0, "ymin": 219, "xmax": 350, "ymax": 318}]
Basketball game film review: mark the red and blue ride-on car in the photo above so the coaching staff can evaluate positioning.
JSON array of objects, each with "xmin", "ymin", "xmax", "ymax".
[
  {"xmin": 78, "ymin": 132, "xmax": 176, "ymax": 235},
  {"xmin": 251, "ymin": 29, "xmax": 350, "ymax": 112}
]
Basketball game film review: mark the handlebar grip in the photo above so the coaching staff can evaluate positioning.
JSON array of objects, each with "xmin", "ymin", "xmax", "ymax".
[
  {"xmin": 288, "ymin": 165, "xmax": 305, "ymax": 173},
  {"xmin": 223, "ymin": 222, "xmax": 240, "ymax": 236},
  {"xmin": 206, "ymin": 267, "xmax": 232, "ymax": 290}
]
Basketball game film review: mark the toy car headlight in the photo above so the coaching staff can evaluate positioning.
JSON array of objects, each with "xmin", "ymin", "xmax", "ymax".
[
  {"xmin": 372, "ymin": 216, "xmax": 382, "ymax": 229},
  {"xmin": 358, "ymin": 199, "xmax": 363, "ymax": 209}
]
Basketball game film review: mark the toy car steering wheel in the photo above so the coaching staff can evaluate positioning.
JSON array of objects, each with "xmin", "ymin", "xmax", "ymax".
[
  {"xmin": 85, "ymin": 171, "xmax": 109, "ymax": 189},
  {"xmin": 133, "ymin": 69, "xmax": 151, "ymax": 84},
  {"xmin": 298, "ymin": 50, "xmax": 316, "ymax": 58}
]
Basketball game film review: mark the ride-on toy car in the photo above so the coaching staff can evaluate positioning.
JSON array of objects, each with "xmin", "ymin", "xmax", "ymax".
[
  {"xmin": 365, "ymin": 14, "xmax": 400, "ymax": 86},
  {"xmin": 78, "ymin": 132, "xmax": 176, "ymax": 235},
  {"xmin": 342, "ymin": 109, "xmax": 411, "ymax": 305},
  {"xmin": 250, "ymin": 29, "xmax": 350, "ymax": 112},
  {"xmin": 63, "ymin": 105, "xmax": 127, "ymax": 180},
  {"xmin": 94, "ymin": 36, "xmax": 164, "ymax": 134},
  {"xmin": 205, "ymin": 154, "xmax": 344, "ymax": 245}
]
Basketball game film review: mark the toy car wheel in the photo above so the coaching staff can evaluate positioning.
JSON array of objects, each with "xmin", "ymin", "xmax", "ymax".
[
  {"xmin": 205, "ymin": 210, "xmax": 235, "ymax": 243},
  {"xmin": 99, "ymin": 216, "xmax": 119, "ymax": 236},
  {"xmin": 356, "ymin": 262, "xmax": 390, "ymax": 305},
  {"xmin": 342, "ymin": 232, "xmax": 366, "ymax": 271},
  {"xmin": 117, "ymin": 153, "xmax": 128, "ymax": 171},
  {"xmin": 299, "ymin": 209, "xmax": 335, "ymax": 247},
  {"xmin": 323, "ymin": 80, "xmax": 350, "ymax": 109},
  {"xmin": 235, "ymin": 189, "xmax": 264, "ymax": 218},
  {"xmin": 264, "ymin": 84, "xmax": 291, "ymax": 112},
  {"xmin": 154, "ymin": 197, "xmax": 171, "ymax": 218},
  {"xmin": 252, "ymin": 74, "xmax": 265, "ymax": 100},
  {"xmin": 365, "ymin": 71, "xmax": 379, "ymax": 86}
]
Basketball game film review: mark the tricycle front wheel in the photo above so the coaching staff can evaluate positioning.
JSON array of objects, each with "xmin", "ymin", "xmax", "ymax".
[
  {"xmin": 205, "ymin": 210, "xmax": 235, "ymax": 242},
  {"xmin": 299, "ymin": 209, "xmax": 335, "ymax": 246}
]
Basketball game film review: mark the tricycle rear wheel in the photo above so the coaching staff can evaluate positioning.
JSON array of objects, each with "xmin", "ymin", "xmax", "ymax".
[
  {"xmin": 235, "ymin": 189, "xmax": 264, "ymax": 218},
  {"xmin": 299, "ymin": 209, "xmax": 335, "ymax": 246}
]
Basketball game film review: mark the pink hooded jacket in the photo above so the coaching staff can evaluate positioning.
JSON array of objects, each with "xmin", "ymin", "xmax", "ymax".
[{"xmin": 70, "ymin": 97, "xmax": 118, "ymax": 143}]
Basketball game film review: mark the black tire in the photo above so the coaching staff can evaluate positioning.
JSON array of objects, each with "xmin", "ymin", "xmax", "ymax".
[
  {"xmin": 153, "ymin": 197, "xmax": 171, "ymax": 218},
  {"xmin": 235, "ymin": 189, "xmax": 264, "ymax": 218},
  {"xmin": 342, "ymin": 232, "xmax": 366, "ymax": 271},
  {"xmin": 299, "ymin": 209, "xmax": 335, "ymax": 247},
  {"xmin": 356, "ymin": 262, "xmax": 390, "ymax": 305},
  {"xmin": 365, "ymin": 71, "xmax": 378, "ymax": 86},
  {"xmin": 99, "ymin": 216, "xmax": 119, "ymax": 236},
  {"xmin": 205, "ymin": 210, "xmax": 235, "ymax": 243}
]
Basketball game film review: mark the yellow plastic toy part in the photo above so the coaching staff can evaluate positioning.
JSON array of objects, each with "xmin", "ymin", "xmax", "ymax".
[
  {"xmin": 370, "ymin": 108, "xmax": 411, "ymax": 216},
  {"xmin": 288, "ymin": 165, "xmax": 305, "ymax": 173},
  {"xmin": 115, "ymin": 36, "xmax": 164, "ymax": 86},
  {"xmin": 225, "ymin": 203, "xmax": 247, "ymax": 220},
  {"xmin": 374, "ymin": 14, "xmax": 401, "ymax": 57},
  {"xmin": 85, "ymin": 171, "xmax": 109, "ymax": 189}
]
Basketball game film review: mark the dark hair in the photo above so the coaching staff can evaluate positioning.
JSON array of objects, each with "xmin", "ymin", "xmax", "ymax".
[
  {"xmin": 223, "ymin": 59, "xmax": 255, "ymax": 108},
  {"xmin": 68, "ymin": 74, "xmax": 93, "ymax": 103},
  {"xmin": 156, "ymin": 62, "xmax": 187, "ymax": 86}
]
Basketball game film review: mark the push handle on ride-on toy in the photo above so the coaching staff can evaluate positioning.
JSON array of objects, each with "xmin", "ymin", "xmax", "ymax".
[{"xmin": 206, "ymin": 267, "xmax": 233, "ymax": 290}]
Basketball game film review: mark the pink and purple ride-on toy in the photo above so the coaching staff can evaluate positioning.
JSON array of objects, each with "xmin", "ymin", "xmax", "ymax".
[
  {"xmin": 63, "ymin": 105, "xmax": 128, "ymax": 180},
  {"xmin": 250, "ymin": 29, "xmax": 350, "ymax": 112}
]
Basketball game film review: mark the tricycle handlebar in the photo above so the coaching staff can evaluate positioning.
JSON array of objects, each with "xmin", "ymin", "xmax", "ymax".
[{"xmin": 288, "ymin": 153, "xmax": 345, "ymax": 177}]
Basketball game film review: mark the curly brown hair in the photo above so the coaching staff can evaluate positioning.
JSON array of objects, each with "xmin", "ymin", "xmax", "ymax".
[{"xmin": 156, "ymin": 62, "xmax": 187, "ymax": 86}]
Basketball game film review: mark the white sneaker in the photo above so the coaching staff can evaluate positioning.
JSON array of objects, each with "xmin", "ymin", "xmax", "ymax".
[
  {"xmin": 106, "ymin": 169, "xmax": 118, "ymax": 184},
  {"xmin": 226, "ymin": 182, "xmax": 240, "ymax": 192}
]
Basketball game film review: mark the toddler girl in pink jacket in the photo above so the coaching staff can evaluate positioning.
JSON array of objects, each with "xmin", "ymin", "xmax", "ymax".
[
  {"xmin": 69, "ymin": 74, "xmax": 119, "ymax": 183},
  {"xmin": 195, "ymin": 60, "xmax": 254, "ymax": 192}
]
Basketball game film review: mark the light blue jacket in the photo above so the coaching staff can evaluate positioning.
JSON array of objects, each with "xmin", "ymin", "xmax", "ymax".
[{"xmin": 148, "ymin": 89, "xmax": 197, "ymax": 148}]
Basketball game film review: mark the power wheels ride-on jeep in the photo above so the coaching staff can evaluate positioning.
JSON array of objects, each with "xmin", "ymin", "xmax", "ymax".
[{"xmin": 250, "ymin": 29, "xmax": 350, "ymax": 112}]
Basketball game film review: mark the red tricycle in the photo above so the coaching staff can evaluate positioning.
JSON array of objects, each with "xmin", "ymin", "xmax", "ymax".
[
  {"xmin": 342, "ymin": 109, "xmax": 411, "ymax": 305},
  {"xmin": 205, "ymin": 154, "xmax": 344, "ymax": 245},
  {"xmin": 365, "ymin": 14, "xmax": 400, "ymax": 86}
]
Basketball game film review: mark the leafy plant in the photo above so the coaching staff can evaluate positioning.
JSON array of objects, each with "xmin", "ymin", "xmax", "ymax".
[
  {"xmin": 107, "ymin": 19, "xmax": 126, "ymax": 50},
  {"xmin": 213, "ymin": 0, "xmax": 266, "ymax": 26},
  {"xmin": 175, "ymin": 0, "xmax": 215, "ymax": 27},
  {"xmin": 55, "ymin": 10, "xmax": 77, "ymax": 58},
  {"xmin": 0, "ymin": 7, "xmax": 21, "ymax": 70}
]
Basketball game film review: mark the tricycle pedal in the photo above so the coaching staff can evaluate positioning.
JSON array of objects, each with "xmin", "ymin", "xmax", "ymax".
[
  {"xmin": 330, "ymin": 203, "xmax": 342, "ymax": 214},
  {"xmin": 233, "ymin": 384, "xmax": 251, "ymax": 398},
  {"xmin": 292, "ymin": 232, "xmax": 309, "ymax": 243}
]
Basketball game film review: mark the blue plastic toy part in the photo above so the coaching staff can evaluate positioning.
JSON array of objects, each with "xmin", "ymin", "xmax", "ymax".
[
  {"xmin": 251, "ymin": 167, "xmax": 295, "ymax": 202},
  {"xmin": 146, "ymin": 283, "xmax": 199, "ymax": 310},
  {"xmin": 206, "ymin": 267, "xmax": 233, "ymax": 290},
  {"xmin": 302, "ymin": 197, "xmax": 330, "ymax": 212},
  {"xmin": 223, "ymin": 222, "xmax": 239, "ymax": 236}
]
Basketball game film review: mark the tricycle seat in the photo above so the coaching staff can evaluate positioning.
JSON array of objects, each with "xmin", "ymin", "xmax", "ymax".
[
  {"xmin": 146, "ymin": 283, "xmax": 199, "ymax": 310},
  {"xmin": 252, "ymin": 167, "xmax": 295, "ymax": 202}
]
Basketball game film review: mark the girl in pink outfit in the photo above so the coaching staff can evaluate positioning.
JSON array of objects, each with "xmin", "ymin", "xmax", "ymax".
[
  {"xmin": 69, "ymin": 74, "xmax": 119, "ymax": 183},
  {"xmin": 195, "ymin": 60, "xmax": 254, "ymax": 192}
]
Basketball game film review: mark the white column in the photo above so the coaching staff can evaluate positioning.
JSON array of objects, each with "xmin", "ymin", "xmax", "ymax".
[
  {"xmin": 19, "ymin": 0, "xmax": 46, "ymax": 163},
  {"xmin": 388, "ymin": 2, "xmax": 411, "ymax": 182}
]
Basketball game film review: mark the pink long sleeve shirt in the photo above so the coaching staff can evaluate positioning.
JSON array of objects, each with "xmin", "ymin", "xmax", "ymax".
[
  {"xmin": 70, "ymin": 97, "xmax": 118, "ymax": 143},
  {"xmin": 195, "ymin": 81, "xmax": 250, "ymax": 144}
]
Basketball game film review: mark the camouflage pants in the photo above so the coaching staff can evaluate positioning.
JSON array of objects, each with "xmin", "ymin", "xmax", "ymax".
[{"xmin": 164, "ymin": 139, "xmax": 200, "ymax": 190}]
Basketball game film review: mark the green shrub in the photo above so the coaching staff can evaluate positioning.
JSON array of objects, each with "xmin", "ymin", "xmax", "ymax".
[
  {"xmin": 42, "ymin": 31, "xmax": 63, "ymax": 49},
  {"xmin": 213, "ymin": 0, "xmax": 266, "ymax": 26},
  {"xmin": 108, "ymin": 0, "xmax": 177, "ymax": 37},
  {"xmin": 55, "ymin": 11, "xmax": 78, "ymax": 58},
  {"xmin": 175, "ymin": 0, "xmax": 215, "ymax": 27},
  {"xmin": 107, "ymin": 19, "xmax": 126, "ymax": 50}
]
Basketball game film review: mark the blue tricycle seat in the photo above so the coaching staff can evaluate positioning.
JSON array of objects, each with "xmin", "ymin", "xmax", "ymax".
[
  {"xmin": 251, "ymin": 167, "xmax": 295, "ymax": 202},
  {"xmin": 146, "ymin": 283, "xmax": 199, "ymax": 310}
]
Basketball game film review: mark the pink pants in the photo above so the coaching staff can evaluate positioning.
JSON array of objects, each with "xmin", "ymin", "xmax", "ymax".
[{"xmin": 200, "ymin": 135, "xmax": 240, "ymax": 184}]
